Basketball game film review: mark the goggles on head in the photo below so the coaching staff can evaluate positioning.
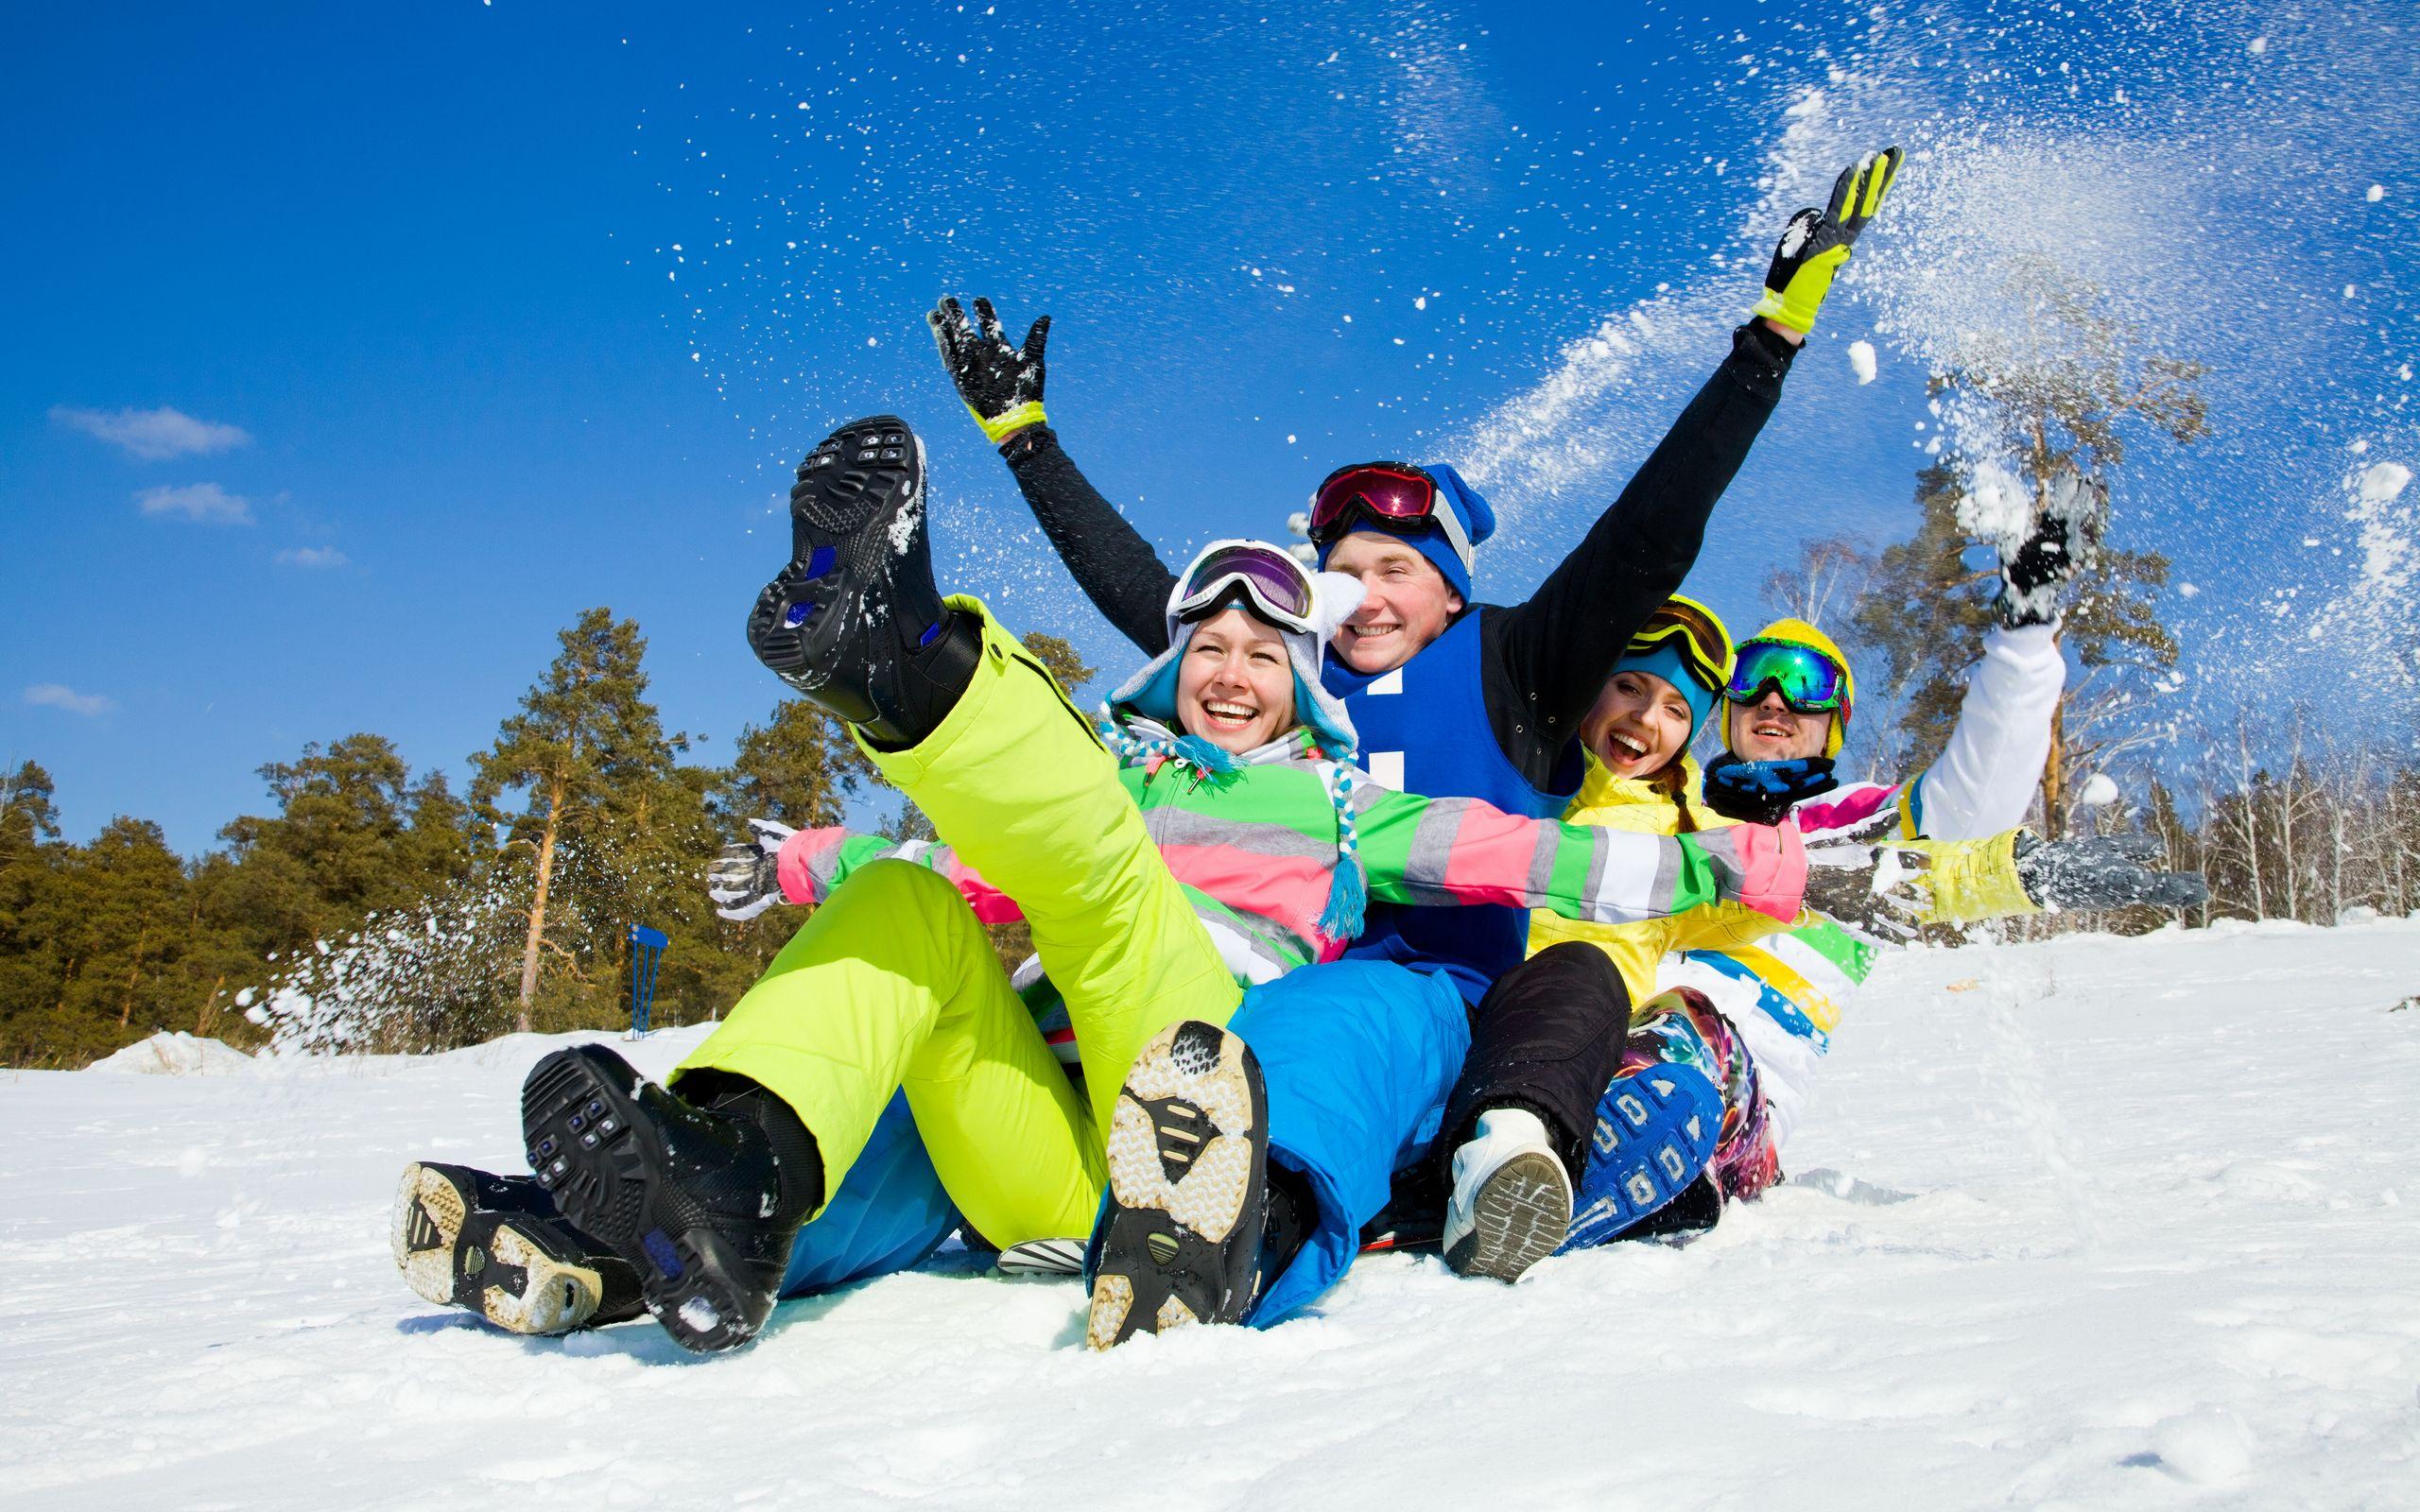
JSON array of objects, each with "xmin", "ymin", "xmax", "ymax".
[
  {"xmin": 1170, "ymin": 540, "xmax": 1320, "ymax": 636},
  {"xmin": 1627, "ymin": 595, "xmax": 1734, "ymax": 696},
  {"xmin": 1723, "ymin": 638, "xmax": 1851, "ymax": 714},
  {"xmin": 1305, "ymin": 461, "xmax": 1475, "ymax": 579}
]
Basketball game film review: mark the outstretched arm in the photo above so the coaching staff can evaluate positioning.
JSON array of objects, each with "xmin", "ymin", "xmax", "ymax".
[
  {"xmin": 931, "ymin": 297, "xmax": 1177, "ymax": 657},
  {"xmin": 1906, "ymin": 476, "xmax": 2092, "ymax": 838},
  {"xmin": 1345, "ymin": 781, "xmax": 1807, "ymax": 925},
  {"xmin": 775, "ymin": 826, "xmax": 1026, "ymax": 922},
  {"xmin": 706, "ymin": 819, "xmax": 1027, "ymax": 924},
  {"xmin": 1489, "ymin": 320, "xmax": 1796, "ymax": 735}
]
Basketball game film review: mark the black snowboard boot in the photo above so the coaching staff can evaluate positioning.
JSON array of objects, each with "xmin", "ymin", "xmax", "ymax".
[
  {"xmin": 391, "ymin": 1160, "xmax": 647, "ymax": 1334},
  {"xmin": 1086, "ymin": 1020, "xmax": 1271, "ymax": 1349},
  {"xmin": 520, "ymin": 1046, "xmax": 821, "ymax": 1352},
  {"xmin": 745, "ymin": 415, "xmax": 981, "ymax": 748}
]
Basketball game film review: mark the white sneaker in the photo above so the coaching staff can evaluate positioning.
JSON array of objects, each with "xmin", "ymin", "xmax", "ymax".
[{"xmin": 1441, "ymin": 1108, "xmax": 1572, "ymax": 1282}]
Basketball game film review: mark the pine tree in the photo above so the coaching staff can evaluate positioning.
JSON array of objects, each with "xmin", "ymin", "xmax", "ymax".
[
  {"xmin": 469, "ymin": 609, "xmax": 686, "ymax": 1033},
  {"xmin": 1853, "ymin": 256, "xmax": 2203, "ymax": 835}
]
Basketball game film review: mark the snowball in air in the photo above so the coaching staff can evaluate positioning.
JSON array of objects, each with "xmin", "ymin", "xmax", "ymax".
[
  {"xmin": 2368, "ymin": 184, "xmax": 2386, "ymax": 202},
  {"xmin": 1847, "ymin": 340, "xmax": 1877, "ymax": 385},
  {"xmin": 2360, "ymin": 461, "xmax": 2412, "ymax": 505},
  {"xmin": 2078, "ymin": 773, "xmax": 2120, "ymax": 809}
]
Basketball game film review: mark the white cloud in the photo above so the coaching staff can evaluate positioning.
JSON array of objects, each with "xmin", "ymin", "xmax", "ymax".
[
  {"xmin": 136, "ymin": 482, "xmax": 253, "ymax": 524},
  {"xmin": 276, "ymin": 546, "xmax": 351, "ymax": 569},
  {"xmin": 25, "ymin": 683, "xmax": 116, "ymax": 716},
  {"xmin": 50, "ymin": 404, "xmax": 252, "ymax": 460}
]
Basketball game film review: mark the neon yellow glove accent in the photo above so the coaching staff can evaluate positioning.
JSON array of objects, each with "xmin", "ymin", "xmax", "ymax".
[
  {"xmin": 1910, "ymin": 830, "xmax": 2042, "ymax": 925},
  {"xmin": 971, "ymin": 400, "xmax": 1047, "ymax": 445},
  {"xmin": 1751, "ymin": 146, "xmax": 1903, "ymax": 335},
  {"xmin": 1752, "ymin": 245, "xmax": 1852, "ymax": 335}
]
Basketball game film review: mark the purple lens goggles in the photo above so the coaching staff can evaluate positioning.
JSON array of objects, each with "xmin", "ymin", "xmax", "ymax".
[{"xmin": 1174, "ymin": 543, "xmax": 1317, "ymax": 630}]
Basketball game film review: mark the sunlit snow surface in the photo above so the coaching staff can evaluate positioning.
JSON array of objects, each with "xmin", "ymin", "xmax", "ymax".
[{"xmin": 6, "ymin": 920, "xmax": 2418, "ymax": 1509}]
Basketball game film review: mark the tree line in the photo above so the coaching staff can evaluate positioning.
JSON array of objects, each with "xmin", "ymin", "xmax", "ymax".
[
  {"xmin": 1769, "ymin": 252, "xmax": 2409, "ymax": 938},
  {"xmin": 0, "ymin": 614, "xmax": 1093, "ymax": 1069}
]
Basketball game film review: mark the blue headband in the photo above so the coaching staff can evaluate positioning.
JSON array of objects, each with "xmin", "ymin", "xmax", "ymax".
[{"xmin": 1614, "ymin": 642, "xmax": 1719, "ymax": 744}]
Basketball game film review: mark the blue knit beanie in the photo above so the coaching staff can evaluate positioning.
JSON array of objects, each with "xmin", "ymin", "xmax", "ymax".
[{"xmin": 1318, "ymin": 462, "xmax": 1497, "ymax": 603}]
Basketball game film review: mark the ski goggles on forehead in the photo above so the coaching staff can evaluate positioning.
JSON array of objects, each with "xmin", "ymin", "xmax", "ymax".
[
  {"xmin": 1723, "ymin": 638, "xmax": 1850, "ymax": 713},
  {"xmin": 1305, "ymin": 461, "xmax": 1475, "ymax": 576},
  {"xmin": 1628, "ymin": 597, "xmax": 1733, "ymax": 693},
  {"xmin": 1170, "ymin": 541, "xmax": 1320, "ymax": 635}
]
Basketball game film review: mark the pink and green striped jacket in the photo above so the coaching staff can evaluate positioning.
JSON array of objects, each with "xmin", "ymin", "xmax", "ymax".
[{"xmin": 778, "ymin": 730, "xmax": 1804, "ymax": 989}]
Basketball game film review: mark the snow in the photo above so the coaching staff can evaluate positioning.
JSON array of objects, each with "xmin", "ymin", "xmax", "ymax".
[
  {"xmin": 7, "ymin": 921, "xmax": 2419, "ymax": 1508},
  {"xmin": 86, "ymin": 1031, "xmax": 256, "ymax": 1076},
  {"xmin": 2077, "ymin": 772, "xmax": 2120, "ymax": 808},
  {"xmin": 1846, "ymin": 339, "xmax": 1877, "ymax": 384},
  {"xmin": 2359, "ymin": 460, "xmax": 2411, "ymax": 506}
]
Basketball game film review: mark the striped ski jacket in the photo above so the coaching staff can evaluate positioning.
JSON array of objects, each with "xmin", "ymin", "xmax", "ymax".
[{"xmin": 777, "ymin": 722, "xmax": 1806, "ymax": 994}]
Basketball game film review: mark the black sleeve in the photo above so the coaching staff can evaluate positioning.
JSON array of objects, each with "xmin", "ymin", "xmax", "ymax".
[
  {"xmin": 997, "ymin": 425, "xmax": 1179, "ymax": 658},
  {"xmin": 1487, "ymin": 320, "xmax": 1799, "ymax": 765}
]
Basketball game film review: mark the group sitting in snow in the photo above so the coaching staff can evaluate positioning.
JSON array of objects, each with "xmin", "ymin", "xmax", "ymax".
[{"xmin": 389, "ymin": 147, "xmax": 2204, "ymax": 1352}]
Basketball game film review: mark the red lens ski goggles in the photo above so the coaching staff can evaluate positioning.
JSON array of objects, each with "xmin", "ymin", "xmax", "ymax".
[{"xmin": 1305, "ymin": 461, "xmax": 1474, "ymax": 576}]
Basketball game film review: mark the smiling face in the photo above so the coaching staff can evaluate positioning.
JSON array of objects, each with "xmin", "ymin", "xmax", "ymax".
[
  {"xmin": 1322, "ymin": 531, "xmax": 1464, "ymax": 675},
  {"xmin": 1725, "ymin": 691, "xmax": 1833, "ymax": 763},
  {"xmin": 1581, "ymin": 669, "xmax": 1697, "ymax": 780},
  {"xmin": 1174, "ymin": 606, "xmax": 1301, "ymax": 754}
]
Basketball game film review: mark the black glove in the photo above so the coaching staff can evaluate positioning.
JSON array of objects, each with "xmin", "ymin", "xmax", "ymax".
[
  {"xmin": 1702, "ymin": 754, "xmax": 1841, "ymax": 825},
  {"xmin": 1999, "ymin": 469, "xmax": 2100, "ymax": 627},
  {"xmin": 927, "ymin": 296, "xmax": 1050, "ymax": 444},
  {"xmin": 2014, "ymin": 833, "xmax": 2208, "ymax": 912},
  {"xmin": 1750, "ymin": 146, "xmax": 1903, "ymax": 335},
  {"xmin": 705, "ymin": 817, "xmax": 796, "ymax": 921}
]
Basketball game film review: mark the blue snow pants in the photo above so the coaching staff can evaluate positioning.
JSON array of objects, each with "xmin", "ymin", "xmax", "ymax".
[
  {"xmin": 777, "ymin": 1091, "xmax": 959, "ymax": 1297},
  {"xmin": 1234, "ymin": 960, "xmax": 1472, "ymax": 1326}
]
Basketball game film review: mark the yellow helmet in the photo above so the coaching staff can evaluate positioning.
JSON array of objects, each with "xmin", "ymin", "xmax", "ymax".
[{"xmin": 1729, "ymin": 617, "xmax": 1855, "ymax": 758}]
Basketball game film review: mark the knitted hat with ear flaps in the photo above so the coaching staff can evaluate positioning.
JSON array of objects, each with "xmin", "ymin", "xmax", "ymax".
[{"xmin": 1101, "ymin": 551, "xmax": 1373, "ymax": 938}]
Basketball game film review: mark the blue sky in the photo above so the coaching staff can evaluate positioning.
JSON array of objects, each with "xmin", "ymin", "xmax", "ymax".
[{"xmin": 6, "ymin": 1, "xmax": 2414, "ymax": 852}]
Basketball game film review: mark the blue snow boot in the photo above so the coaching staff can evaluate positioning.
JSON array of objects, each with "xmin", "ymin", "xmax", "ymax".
[
  {"xmin": 1564, "ymin": 1059, "xmax": 1724, "ymax": 1250},
  {"xmin": 745, "ymin": 415, "xmax": 981, "ymax": 748}
]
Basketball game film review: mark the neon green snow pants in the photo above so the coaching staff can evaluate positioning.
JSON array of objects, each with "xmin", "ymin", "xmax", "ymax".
[{"xmin": 675, "ymin": 599, "xmax": 1241, "ymax": 1246}]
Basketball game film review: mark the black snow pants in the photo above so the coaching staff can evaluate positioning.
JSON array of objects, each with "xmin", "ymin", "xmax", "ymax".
[{"xmin": 1437, "ymin": 941, "xmax": 1633, "ymax": 1180}]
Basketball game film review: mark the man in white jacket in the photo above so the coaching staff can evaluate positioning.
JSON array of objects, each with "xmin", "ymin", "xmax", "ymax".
[{"xmin": 1660, "ymin": 496, "xmax": 2082, "ymax": 1161}]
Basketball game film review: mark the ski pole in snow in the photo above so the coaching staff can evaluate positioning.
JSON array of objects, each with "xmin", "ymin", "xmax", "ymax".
[{"xmin": 627, "ymin": 924, "xmax": 668, "ymax": 1039}]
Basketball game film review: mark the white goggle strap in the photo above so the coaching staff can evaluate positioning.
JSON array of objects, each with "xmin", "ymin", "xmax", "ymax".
[{"xmin": 1170, "ymin": 568, "xmax": 1317, "ymax": 636}]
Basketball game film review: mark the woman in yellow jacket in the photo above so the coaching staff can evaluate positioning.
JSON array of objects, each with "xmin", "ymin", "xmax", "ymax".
[{"xmin": 1435, "ymin": 596, "xmax": 1796, "ymax": 1279}]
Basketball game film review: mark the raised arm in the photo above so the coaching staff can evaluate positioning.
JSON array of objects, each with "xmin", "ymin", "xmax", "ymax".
[
  {"xmin": 1493, "ymin": 148, "xmax": 1903, "ymax": 734},
  {"xmin": 1489, "ymin": 321, "xmax": 1796, "ymax": 731},
  {"xmin": 1907, "ymin": 471, "xmax": 2100, "ymax": 838},
  {"xmin": 930, "ymin": 297, "xmax": 1177, "ymax": 656}
]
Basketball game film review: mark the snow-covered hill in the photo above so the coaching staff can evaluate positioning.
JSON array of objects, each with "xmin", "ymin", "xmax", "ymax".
[{"xmin": 5, "ymin": 919, "xmax": 2416, "ymax": 1510}]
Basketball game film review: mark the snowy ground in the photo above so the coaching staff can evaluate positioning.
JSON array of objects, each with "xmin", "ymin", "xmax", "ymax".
[{"xmin": 5, "ymin": 919, "xmax": 2418, "ymax": 1511}]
